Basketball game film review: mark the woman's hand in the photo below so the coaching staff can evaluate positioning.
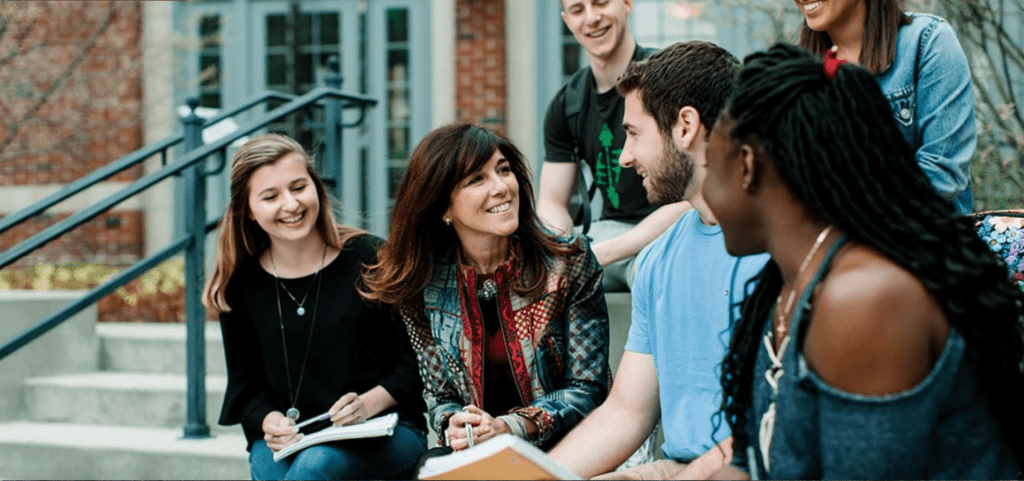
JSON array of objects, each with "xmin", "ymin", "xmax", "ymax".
[
  {"xmin": 330, "ymin": 392, "xmax": 369, "ymax": 426},
  {"xmin": 446, "ymin": 405, "xmax": 509, "ymax": 451},
  {"xmin": 262, "ymin": 411, "xmax": 301, "ymax": 452}
]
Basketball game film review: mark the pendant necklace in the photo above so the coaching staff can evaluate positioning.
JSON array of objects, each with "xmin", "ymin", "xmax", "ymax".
[
  {"xmin": 759, "ymin": 224, "xmax": 833, "ymax": 473},
  {"xmin": 270, "ymin": 243, "xmax": 327, "ymax": 316},
  {"xmin": 270, "ymin": 243, "xmax": 328, "ymax": 421}
]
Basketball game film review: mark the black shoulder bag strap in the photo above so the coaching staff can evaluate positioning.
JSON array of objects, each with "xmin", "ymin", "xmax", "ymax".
[
  {"xmin": 564, "ymin": 45, "xmax": 659, "ymax": 236},
  {"xmin": 564, "ymin": 65, "xmax": 594, "ymax": 235}
]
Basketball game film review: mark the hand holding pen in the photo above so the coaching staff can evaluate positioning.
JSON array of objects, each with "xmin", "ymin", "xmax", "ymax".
[
  {"xmin": 447, "ymin": 405, "xmax": 506, "ymax": 451},
  {"xmin": 295, "ymin": 392, "xmax": 368, "ymax": 430},
  {"xmin": 329, "ymin": 392, "xmax": 369, "ymax": 426}
]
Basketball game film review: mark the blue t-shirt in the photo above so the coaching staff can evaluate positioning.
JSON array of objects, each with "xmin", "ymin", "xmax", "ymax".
[{"xmin": 626, "ymin": 209, "xmax": 768, "ymax": 461}]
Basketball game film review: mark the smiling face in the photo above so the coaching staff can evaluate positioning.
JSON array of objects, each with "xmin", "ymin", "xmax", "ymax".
[
  {"xmin": 247, "ymin": 152, "xmax": 321, "ymax": 245},
  {"xmin": 620, "ymin": 90, "xmax": 696, "ymax": 205},
  {"xmin": 561, "ymin": 0, "xmax": 632, "ymax": 61},
  {"xmin": 444, "ymin": 149, "xmax": 521, "ymax": 246},
  {"xmin": 792, "ymin": 0, "xmax": 867, "ymax": 33}
]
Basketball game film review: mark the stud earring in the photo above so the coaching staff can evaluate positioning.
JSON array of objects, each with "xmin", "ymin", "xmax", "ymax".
[{"xmin": 444, "ymin": 218, "xmax": 452, "ymax": 226}]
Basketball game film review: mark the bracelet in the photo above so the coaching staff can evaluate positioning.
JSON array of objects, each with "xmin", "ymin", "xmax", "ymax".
[{"xmin": 497, "ymin": 414, "xmax": 527, "ymax": 439}]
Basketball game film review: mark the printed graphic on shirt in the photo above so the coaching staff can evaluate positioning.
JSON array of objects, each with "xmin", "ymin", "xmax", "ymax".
[{"xmin": 595, "ymin": 123, "xmax": 623, "ymax": 209}]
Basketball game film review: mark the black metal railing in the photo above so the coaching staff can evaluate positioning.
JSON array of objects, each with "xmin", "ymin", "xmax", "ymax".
[{"xmin": 0, "ymin": 81, "xmax": 375, "ymax": 438}]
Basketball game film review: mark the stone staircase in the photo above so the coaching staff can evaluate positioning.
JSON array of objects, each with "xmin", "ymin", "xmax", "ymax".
[
  {"xmin": 0, "ymin": 303, "xmax": 249, "ymax": 480},
  {"xmin": 0, "ymin": 291, "xmax": 639, "ymax": 479}
]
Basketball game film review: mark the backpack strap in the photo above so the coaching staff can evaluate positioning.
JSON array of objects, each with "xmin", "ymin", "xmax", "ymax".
[
  {"xmin": 563, "ymin": 44, "xmax": 659, "ymax": 235},
  {"xmin": 563, "ymin": 66, "xmax": 594, "ymax": 235}
]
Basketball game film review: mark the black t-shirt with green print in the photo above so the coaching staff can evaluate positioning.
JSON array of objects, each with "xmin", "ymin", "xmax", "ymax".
[{"xmin": 543, "ymin": 46, "xmax": 657, "ymax": 224}]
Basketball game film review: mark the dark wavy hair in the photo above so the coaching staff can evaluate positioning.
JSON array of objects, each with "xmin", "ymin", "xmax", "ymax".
[
  {"xmin": 361, "ymin": 123, "xmax": 579, "ymax": 311},
  {"xmin": 715, "ymin": 43, "xmax": 1024, "ymax": 465},
  {"xmin": 798, "ymin": 0, "xmax": 910, "ymax": 73},
  {"xmin": 616, "ymin": 40, "xmax": 739, "ymax": 138}
]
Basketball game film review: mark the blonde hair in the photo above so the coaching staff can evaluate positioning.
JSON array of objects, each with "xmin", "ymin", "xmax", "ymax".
[{"xmin": 202, "ymin": 133, "xmax": 365, "ymax": 314}]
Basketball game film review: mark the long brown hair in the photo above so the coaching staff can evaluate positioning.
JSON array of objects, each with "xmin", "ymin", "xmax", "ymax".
[
  {"xmin": 798, "ymin": 0, "xmax": 911, "ymax": 73},
  {"xmin": 203, "ymin": 133, "xmax": 365, "ymax": 314},
  {"xmin": 360, "ymin": 123, "xmax": 579, "ymax": 311}
]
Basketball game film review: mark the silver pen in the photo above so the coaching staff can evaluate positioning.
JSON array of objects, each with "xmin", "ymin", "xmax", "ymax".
[{"xmin": 295, "ymin": 411, "xmax": 333, "ymax": 430}]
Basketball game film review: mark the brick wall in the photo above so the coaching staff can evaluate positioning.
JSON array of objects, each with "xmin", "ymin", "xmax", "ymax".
[
  {"xmin": 455, "ymin": 0, "xmax": 506, "ymax": 132},
  {"xmin": 0, "ymin": 1, "xmax": 144, "ymax": 267}
]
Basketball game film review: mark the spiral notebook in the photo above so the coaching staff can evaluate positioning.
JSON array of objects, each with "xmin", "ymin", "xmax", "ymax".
[{"xmin": 272, "ymin": 412, "xmax": 399, "ymax": 462}]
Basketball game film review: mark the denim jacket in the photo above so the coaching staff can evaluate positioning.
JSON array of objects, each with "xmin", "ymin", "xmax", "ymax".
[
  {"xmin": 876, "ymin": 13, "xmax": 976, "ymax": 213},
  {"xmin": 399, "ymin": 237, "xmax": 610, "ymax": 447}
]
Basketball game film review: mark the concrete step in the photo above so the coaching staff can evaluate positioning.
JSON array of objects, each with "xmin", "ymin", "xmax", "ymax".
[
  {"xmin": 97, "ymin": 322, "xmax": 226, "ymax": 375},
  {"xmin": 23, "ymin": 372, "xmax": 234, "ymax": 434},
  {"xmin": 0, "ymin": 422, "xmax": 248, "ymax": 480}
]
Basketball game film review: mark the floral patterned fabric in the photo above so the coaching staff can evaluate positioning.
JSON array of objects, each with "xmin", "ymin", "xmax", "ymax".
[{"xmin": 976, "ymin": 210, "xmax": 1024, "ymax": 293}]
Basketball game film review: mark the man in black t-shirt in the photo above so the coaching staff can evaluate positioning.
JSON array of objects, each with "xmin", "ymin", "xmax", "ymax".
[{"xmin": 538, "ymin": 0, "xmax": 690, "ymax": 292}]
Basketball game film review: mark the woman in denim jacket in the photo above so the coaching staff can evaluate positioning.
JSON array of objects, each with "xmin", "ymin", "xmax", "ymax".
[
  {"xmin": 794, "ymin": 0, "xmax": 976, "ymax": 213},
  {"xmin": 706, "ymin": 44, "xmax": 1022, "ymax": 479},
  {"xmin": 362, "ymin": 124, "xmax": 611, "ymax": 454}
]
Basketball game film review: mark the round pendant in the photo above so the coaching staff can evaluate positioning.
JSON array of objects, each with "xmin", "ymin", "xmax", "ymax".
[
  {"xmin": 286, "ymin": 407, "xmax": 300, "ymax": 421},
  {"xmin": 296, "ymin": 306, "xmax": 306, "ymax": 316}
]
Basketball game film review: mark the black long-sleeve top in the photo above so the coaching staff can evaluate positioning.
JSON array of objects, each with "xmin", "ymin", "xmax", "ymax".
[{"xmin": 217, "ymin": 234, "xmax": 425, "ymax": 450}]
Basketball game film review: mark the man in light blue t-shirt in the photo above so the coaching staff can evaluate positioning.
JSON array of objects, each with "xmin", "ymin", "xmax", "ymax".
[{"xmin": 548, "ymin": 41, "xmax": 769, "ymax": 479}]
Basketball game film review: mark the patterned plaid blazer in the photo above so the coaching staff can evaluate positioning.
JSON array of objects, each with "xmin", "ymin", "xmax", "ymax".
[{"xmin": 400, "ymin": 237, "xmax": 611, "ymax": 448}]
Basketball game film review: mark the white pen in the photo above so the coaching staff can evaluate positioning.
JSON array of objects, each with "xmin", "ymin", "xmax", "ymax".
[{"xmin": 295, "ymin": 411, "xmax": 333, "ymax": 430}]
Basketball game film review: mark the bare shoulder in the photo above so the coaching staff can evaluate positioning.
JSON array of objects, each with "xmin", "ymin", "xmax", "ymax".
[{"xmin": 804, "ymin": 243, "xmax": 950, "ymax": 396}]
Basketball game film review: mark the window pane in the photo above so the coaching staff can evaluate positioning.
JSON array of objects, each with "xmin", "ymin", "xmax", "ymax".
[
  {"xmin": 321, "ymin": 13, "xmax": 339, "ymax": 45},
  {"xmin": 298, "ymin": 13, "xmax": 312, "ymax": 45},
  {"xmin": 267, "ymin": 54, "xmax": 286, "ymax": 85},
  {"xmin": 267, "ymin": 15, "xmax": 285, "ymax": 46},
  {"xmin": 199, "ymin": 54, "xmax": 220, "ymax": 87},
  {"xmin": 387, "ymin": 9, "xmax": 408, "ymax": 42},
  {"xmin": 200, "ymin": 92, "xmax": 221, "ymax": 109},
  {"xmin": 298, "ymin": 53, "xmax": 313, "ymax": 84},
  {"xmin": 200, "ymin": 15, "xmax": 220, "ymax": 48}
]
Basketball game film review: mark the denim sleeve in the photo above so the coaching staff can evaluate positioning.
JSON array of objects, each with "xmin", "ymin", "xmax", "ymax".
[
  {"xmin": 519, "ymin": 243, "xmax": 611, "ymax": 445},
  {"xmin": 915, "ymin": 19, "xmax": 976, "ymax": 210}
]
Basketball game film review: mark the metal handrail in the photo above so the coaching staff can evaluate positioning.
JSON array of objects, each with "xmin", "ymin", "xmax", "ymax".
[
  {"xmin": 0, "ymin": 236, "xmax": 191, "ymax": 360},
  {"xmin": 0, "ymin": 85, "xmax": 376, "ymax": 438},
  {"xmin": 0, "ymin": 87, "xmax": 375, "ymax": 271},
  {"xmin": 0, "ymin": 91, "xmax": 297, "ymax": 236}
]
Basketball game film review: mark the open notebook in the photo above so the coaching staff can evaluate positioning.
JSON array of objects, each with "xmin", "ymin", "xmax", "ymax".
[
  {"xmin": 272, "ymin": 412, "xmax": 398, "ymax": 462},
  {"xmin": 418, "ymin": 434, "xmax": 579, "ymax": 480}
]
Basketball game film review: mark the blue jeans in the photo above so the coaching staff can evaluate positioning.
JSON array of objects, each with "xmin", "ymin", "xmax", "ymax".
[{"xmin": 249, "ymin": 421, "xmax": 427, "ymax": 480}]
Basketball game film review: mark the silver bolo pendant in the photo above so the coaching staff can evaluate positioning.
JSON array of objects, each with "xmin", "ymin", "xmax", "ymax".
[
  {"xmin": 287, "ymin": 407, "xmax": 300, "ymax": 421},
  {"xmin": 296, "ymin": 306, "xmax": 306, "ymax": 316}
]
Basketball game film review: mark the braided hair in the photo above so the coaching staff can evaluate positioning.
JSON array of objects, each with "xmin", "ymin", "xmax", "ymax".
[{"xmin": 716, "ymin": 43, "xmax": 1024, "ymax": 465}]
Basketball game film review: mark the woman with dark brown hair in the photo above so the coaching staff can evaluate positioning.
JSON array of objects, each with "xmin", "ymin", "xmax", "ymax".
[
  {"xmin": 362, "ymin": 123, "xmax": 610, "ymax": 453},
  {"xmin": 793, "ymin": 0, "xmax": 976, "ymax": 213},
  {"xmin": 203, "ymin": 134, "xmax": 427, "ymax": 479}
]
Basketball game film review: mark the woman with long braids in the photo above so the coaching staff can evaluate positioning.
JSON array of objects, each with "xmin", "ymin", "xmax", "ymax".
[
  {"xmin": 705, "ymin": 44, "xmax": 1023, "ymax": 479},
  {"xmin": 203, "ymin": 134, "xmax": 427, "ymax": 479},
  {"xmin": 361, "ymin": 123, "xmax": 609, "ymax": 455},
  {"xmin": 792, "ymin": 0, "xmax": 976, "ymax": 213}
]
